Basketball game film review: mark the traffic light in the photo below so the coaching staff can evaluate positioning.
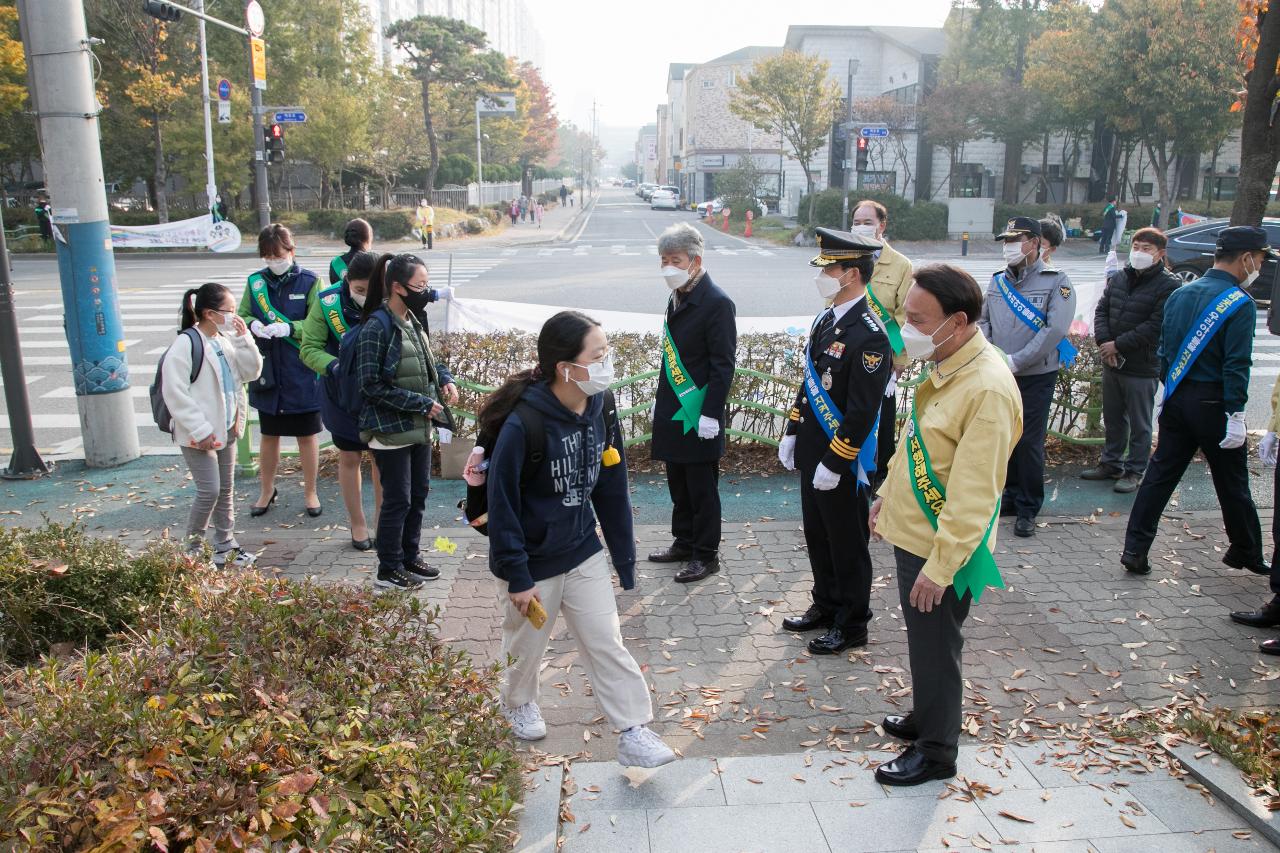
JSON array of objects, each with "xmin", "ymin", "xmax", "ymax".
[
  {"xmin": 141, "ymin": 0, "xmax": 183, "ymax": 22},
  {"xmin": 855, "ymin": 136, "xmax": 869, "ymax": 173},
  {"xmin": 265, "ymin": 123, "xmax": 285, "ymax": 165}
]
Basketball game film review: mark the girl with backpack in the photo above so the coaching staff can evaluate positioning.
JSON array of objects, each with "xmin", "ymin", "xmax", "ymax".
[
  {"xmin": 301, "ymin": 250, "xmax": 381, "ymax": 551},
  {"xmin": 237, "ymin": 224, "xmax": 324, "ymax": 518},
  {"xmin": 481, "ymin": 310, "xmax": 676, "ymax": 768},
  {"xmin": 355, "ymin": 253, "xmax": 459, "ymax": 591},
  {"xmin": 163, "ymin": 282, "xmax": 262, "ymax": 567}
]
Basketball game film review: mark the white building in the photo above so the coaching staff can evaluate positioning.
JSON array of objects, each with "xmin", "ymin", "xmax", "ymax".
[{"xmin": 359, "ymin": 0, "xmax": 546, "ymax": 69}]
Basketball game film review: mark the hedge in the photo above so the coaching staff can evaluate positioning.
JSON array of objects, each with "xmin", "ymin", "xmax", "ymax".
[
  {"xmin": 306, "ymin": 208, "xmax": 416, "ymax": 241},
  {"xmin": 798, "ymin": 189, "xmax": 949, "ymax": 240}
]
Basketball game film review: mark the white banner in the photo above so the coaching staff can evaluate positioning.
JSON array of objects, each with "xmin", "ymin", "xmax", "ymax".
[{"xmin": 109, "ymin": 214, "xmax": 242, "ymax": 253}]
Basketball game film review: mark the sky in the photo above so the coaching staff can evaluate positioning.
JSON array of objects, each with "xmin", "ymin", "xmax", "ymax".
[{"xmin": 532, "ymin": 0, "xmax": 955, "ymax": 139}]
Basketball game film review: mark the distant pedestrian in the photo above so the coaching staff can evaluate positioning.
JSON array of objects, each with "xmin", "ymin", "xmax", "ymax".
[
  {"xmin": 1100, "ymin": 196, "xmax": 1118, "ymax": 254},
  {"xmin": 535, "ymin": 200, "xmax": 544, "ymax": 228},
  {"xmin": 1082, "ymin": 227, "xmax": 1180, "ymax": 493},
  {"xmin": 238, "ymin": 224, "xmax": 324, "ymax": 519},
  {"xmin": 481, "ymin": 310, "xmax": 676, "ymax": 769},
  {"xmin": 213, "ymin": 194, "xmax": 228, "ymax": 222},
  {"xmin": 34, "ymin": 193, "xmax": 51, "ymax": 242},
  {"xmin": 509, "ymin": 199, "xmax": 519, "ymax": 226},
  {"xmin": 329, "ymin": 217, "xmax": 372, "ymax": 285},
  {"xmin": 519, "ymin": 194, "xmax": 529, "ymax": 222},
  {"xmin": 166, "ymin": 282, "xmax": 263, "ymax": 568},
  {"xmin": 414, "ymin": 200, "xmax": 435, "ymax": 250},
  {"xmin": 559, "ymin": 184, "xmax": 568, "ymax": 207}
]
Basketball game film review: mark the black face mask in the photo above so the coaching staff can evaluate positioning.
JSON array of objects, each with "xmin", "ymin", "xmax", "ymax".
[{"xmin": 400, "ymin": 286, "xmax": 431, "ymax": 312}]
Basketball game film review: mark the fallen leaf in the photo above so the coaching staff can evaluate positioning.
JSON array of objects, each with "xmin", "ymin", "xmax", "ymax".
[{"xmin": 998, "ymin": 810, "xmax": 1035, "ymax": 824}]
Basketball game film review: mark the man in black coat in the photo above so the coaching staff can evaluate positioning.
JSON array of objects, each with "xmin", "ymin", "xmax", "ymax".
[
  {"xmin": 778, "ymin": 228, "xmax": 893, "ymax": 654},
  {"xmin": 1082, "ymin": 227, "xmax": 1181, "ymax": 492},
  {"xmin": 649, "ymin": 222, "xmax": 738, "ymax": 584}
]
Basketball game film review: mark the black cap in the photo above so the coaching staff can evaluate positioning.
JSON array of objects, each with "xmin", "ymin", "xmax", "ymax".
[
  {"xmin": 1216, "ymin": 225, "xmax": 1280, "ymax": 257},
  {"xmin": 810, "ymin": 227, "xmax": 882, "ymax": 267},
  {"xmin": 995, "ymin": 216, "xmax": 1043, "ymax": 241}
]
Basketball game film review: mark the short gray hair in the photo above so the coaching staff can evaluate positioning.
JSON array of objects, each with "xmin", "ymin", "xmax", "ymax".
[{"xmin": 657, "ymin": 222, "xmax": 704, "ymax": 259}]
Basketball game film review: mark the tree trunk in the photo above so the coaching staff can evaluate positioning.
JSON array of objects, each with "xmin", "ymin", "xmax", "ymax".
[
  {"xmin": 1147, "ymin": 141, "xmax": 1173, "ymax": 236},
  {"xmin": 319, "ymin": 168, "xmax": 331, "ymax": 209},
  {"xmin": 419, "ymin": 75, "xmax": 441, "ymax": 198},
  {"xmin": 803, "ymin": 164, "xmax": 815, "ymax": 226},
  {"xmin": 1105, "ymin": 136, "xmax": 1123, "ymax": 199},
  {"xmin": 1232, "ymin": 10, "xmax": 1280, "ymax": 225},
  {"xmin": 151, "ymin": 112, "xmax": 169, "ymax": 224},
  {"xmin": 1001, "ymin": 134, "xmax": 1023, "ymax": 203}
]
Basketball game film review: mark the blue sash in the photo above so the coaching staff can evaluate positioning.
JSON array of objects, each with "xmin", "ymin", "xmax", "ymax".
[
  {"xmin": 995, "ymin": 274, "xmax": 1078, "ymax": 368},
  {"xmin": 802, "ymin": 327, "xmax": 880, "ymax": 485},
  {"xmin": 1163, "ymin": 286, "xmax": 1250, "ymax": 403}
]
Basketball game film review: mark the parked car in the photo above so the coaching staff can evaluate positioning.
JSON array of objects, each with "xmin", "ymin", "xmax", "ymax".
[
  {"xmin": 1164, "ymin": 217, "xmax": 1280, "ymax": 301},
  {"xmin": 638, "ymin": 183, "xmax": 659, "ymax": 201},
  {"xmin": 659, "ymin": 185, "xmax": 680, "ymax": 198},
  {"xmin": 623, "ymin": 179, "xmax": 636, "ymax": 188},
  {"xmin": 650, "ymin": 189, "xmax": 679, "ymax": 210},
  {"xmin": 696, "ymin": 196, "xmax": 768, "ymax": 220}
]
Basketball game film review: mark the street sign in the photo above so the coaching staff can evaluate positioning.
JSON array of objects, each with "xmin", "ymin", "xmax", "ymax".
[
  {"xmin": 217, "ymin": 78, "xmax": 231, "ymax": 101},
  {"xmin": 273, "ymin": 111, "xmax": 306, "ymax": 124},
  {"xmin": 860, "ymin": 125, "xmax": 890, "ymax": 138},
  {"xmin": 476, "ymin": 92, "xmax": 517, "ymax": 117},
  {"xmin": 245, "ymin": 0, "xmax": 265, "ymax": 37},
  {"xmin": 217, "ymin": 100, "xmax": 231, "ymax": 123},
  {"xmin": 250, "ymin": 37, "xmax": 266, "ymax": 91}
]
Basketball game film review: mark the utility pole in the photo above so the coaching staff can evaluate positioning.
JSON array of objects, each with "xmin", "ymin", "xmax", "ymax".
[
  {"xmin": 18, "ymin": 0, "xmax": 140, "ymax": 467},
  {"xmin": 841, "ymin": 59, "xmax": 857, "ymax": 231},
  {"xmin": 0, "ymin": 204, "xmax": 48, "ymax": 479},
  {"xmin": 196, "ymin": 0, "xmax": 217, "ymax": 215},
  {"xmin": 475, "ymin": 100, "xmax": 483, "ymax": 206},
  {"xmin": 246, "ymin": 1, "xmax": 271, "ymax": 230}
]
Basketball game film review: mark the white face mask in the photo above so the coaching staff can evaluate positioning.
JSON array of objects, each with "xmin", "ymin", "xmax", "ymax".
[
  {"xmin": 351, "ymin": 291, "xmax": 367, "ymax": 308},
  {"xmin": 1002, "ymin": 243, "xmax": 1026, "ymax": 266},
  {"xmin": 211, "ymin": 311, "xmax": 235, "ymax": 334},
  {"xmin": 1243, "ymin": 254, "xmax": 1262, "ymax": 288},
  {"xmin": 265, "ymin": 257, "xmax": 293, "ymax": 276},
  {"xmin": 1129, "ymin": 250, "xmax": 1156, "ymax": 271},
  {"xmin": 564, "ymin": 352, "xmax": 615, "ymax": 396},
  {"xmin": 850, "ymin": 223, "xmax": 879, "ymax": 239},
  {"xmin": 900, "ymin": 315, "xmax": 956, "ymax": 362},
  {"xmin": 661, "ymin": 266, "xmax": 688, "ymax": 290},
  {"xmin": 814, "ymin": 270, "xmax": 844, "ymax": 300}
]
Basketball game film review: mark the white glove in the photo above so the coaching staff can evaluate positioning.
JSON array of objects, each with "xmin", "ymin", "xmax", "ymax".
[
  {"xmin": 435, "ymin": 286, "xmax": 455, "ymax": 301},
  {"xmin": 1154, "ymin": 384, "xmax": 1165, "ymax": 420},
  {"xmin": 1260, "ymin": 431, "xmax": 1279, "ymax": 466},
  {"xmin": 436, "ymin": 427, "xmax": 453, "ymax": 445},
  {"xmin": 1220, "ymin": 411, "xmax": 1247, "ymax": 450},
  {"xmin": 697, "ymin": 415, "xmax": 720, "ymax": 440},
  {"xmin": 249, "ymin": 319, "xmax": 271, "ymax": 339},
  {"xmin": 649, "ymin": 401, "xmax": 657, "ymax": 420},
  {"xmin": 812, "ymin": 463, "xmax": 842, "ymax": 491},
  {"xmin": 266, "ymin": 321, "xmax": 292, "ymax": 339},
  {"xmin": 778, "ymin": 435, "xmax": 796, "ymax": 471}
]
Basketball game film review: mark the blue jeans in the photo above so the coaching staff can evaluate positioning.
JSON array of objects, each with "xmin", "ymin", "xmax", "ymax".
[{"xmin": 372, "ymin": 443, "xmax": 431, "ymax": 571}]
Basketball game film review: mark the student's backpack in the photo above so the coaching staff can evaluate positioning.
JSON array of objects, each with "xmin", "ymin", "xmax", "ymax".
[
  {"xmin": 331, "ymin": 307, "xmax": 394, "ymax": 414},
  {"xmin": 460, "ymin": 389, "xmax": 618, "ymax": 536},
  {"xmin": 150, "ymin": 327, "xmax": 204, "ymax": 435}
]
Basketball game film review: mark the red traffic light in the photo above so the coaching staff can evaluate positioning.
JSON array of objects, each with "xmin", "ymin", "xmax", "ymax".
[
  {"xmin": 269, "ymin": 123, "xmax": 283, "ymax": 138},
  {"xmin": 857, "ymin": 137, "xmax": 869, "ymax": 151}
]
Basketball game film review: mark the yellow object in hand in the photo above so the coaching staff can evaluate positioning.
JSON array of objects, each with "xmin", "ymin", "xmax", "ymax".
[
  {"xmin": 601, "ymin": 445, "xmax": 621, "ymax": 467},
  {"xmin": 526, "ymin": 597, "xmax": 548, "ymax": 630},
  {"xmin": 433, "ymin": 535, "xmax": 457, "ymax": 555}
]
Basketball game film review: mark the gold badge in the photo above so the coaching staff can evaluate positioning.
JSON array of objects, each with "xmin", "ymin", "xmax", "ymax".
[
  {"xmin": 1007, "ymin": 219, "xmax": 1018, "ymax": 232},
  {"xmin": 821, "ymin": 368, "xmax": 833, "ymax": 391},
  {"xmin": 1059, "ymin": 285, "xmax": 1071, "ymax": 300},
  {"xmin": 862, "ymin": 351, "xmax": 884, "ymax": 373}
]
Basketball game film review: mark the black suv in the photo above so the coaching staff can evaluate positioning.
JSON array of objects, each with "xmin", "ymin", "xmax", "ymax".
[{"xmin": 1165, "ymin": 217, "xmax": 1280, "ymax": 301}]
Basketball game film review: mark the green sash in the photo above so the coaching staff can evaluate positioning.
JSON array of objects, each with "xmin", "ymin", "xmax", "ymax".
[
  {"xmin": 248, "ymin": 272, "xmax": 300, "ymax": 351},
  {"xmin": 661, "ymin": 322, "xmax": 707, "ymax": 434},
  {"xmin": 866, "ymin": 284, "xmax": 904, "ymax": 355},
  {"xmin": 329, "ymin": 254, "xmax": 348, "ymax": 283},
  {"xmin": 905, "ymin": 400, "xmax": 1003, "ymax": 602},
  {"xmin": 319, "ymin": 288, "xmax": 349, "ymax": 341}
]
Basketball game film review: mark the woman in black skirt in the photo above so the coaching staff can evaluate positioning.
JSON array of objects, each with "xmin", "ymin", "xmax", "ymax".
[{"xmin": 237, "ymin": 224, "xmax": 324, "ymax": 517}]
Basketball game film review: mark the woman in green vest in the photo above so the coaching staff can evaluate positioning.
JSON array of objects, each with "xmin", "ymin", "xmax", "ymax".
[{"xmin": 329, "ymin": 218, "xmax": 371, "ymax": 285}]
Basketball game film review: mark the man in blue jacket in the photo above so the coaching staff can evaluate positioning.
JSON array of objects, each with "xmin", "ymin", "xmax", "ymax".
[{"xmin": 1121, "ymin": 226, "xmax": 1275, "ymax": 576}]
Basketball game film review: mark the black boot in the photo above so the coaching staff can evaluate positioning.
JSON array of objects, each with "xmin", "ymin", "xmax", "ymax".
[{"xmin": 1230, "ymin": 597, "xmax": 1280, "ymax": 628}]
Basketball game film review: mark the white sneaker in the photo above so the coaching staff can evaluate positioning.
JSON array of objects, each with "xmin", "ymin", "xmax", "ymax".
[
  {"xmin": 501, "ymin": 701, "xmax": 547, "ymax": 741},
  {"xmin": 617, "ymin": 726, "xmax": 676, "ymax": 768},
  {"xmin": 213, "ymin": 545, "xmax": 256, "ymax": 569}
]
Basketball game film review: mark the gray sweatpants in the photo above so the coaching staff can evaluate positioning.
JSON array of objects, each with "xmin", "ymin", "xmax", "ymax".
[
  {"xmin": 180, "ymin": 443, "xmax": 237, "ymax": 550},
  {"xmin": 1100, "ymin": 366, "xmax": 1159, "ymax": 475}
]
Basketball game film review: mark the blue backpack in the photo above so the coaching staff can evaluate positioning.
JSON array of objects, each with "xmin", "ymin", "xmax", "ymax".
[{"xmin": 330, "ymin": 308, "xmax": 393, "ymax": 414}]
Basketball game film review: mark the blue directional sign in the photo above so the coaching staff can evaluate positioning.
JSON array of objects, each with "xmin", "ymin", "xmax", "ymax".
[
  {"xmin": 217, "ymin": 79, "xmax": 231, "ymax": 101},
  {"xmin": 273, "ymin": 111, "xmax": 307, "ymax": 124},
  {"xmin": 860, "ymin": 125, "xmax": 890, "ymax": 138}
]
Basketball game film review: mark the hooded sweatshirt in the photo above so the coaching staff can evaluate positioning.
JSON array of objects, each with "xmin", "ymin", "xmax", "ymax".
[{"xmin": 487, "ymin": 381, "xmax": 636, "ymax": 594}]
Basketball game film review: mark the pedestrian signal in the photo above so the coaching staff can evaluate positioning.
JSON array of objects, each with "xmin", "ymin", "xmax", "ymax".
[
  {"xmin": 855, "ymin": 137, "xmax": 869, "ymax": 173},
  {"xmin": 265, "ymin": 123, "xmax": 285, "ymax": 164},
  {"xmin": 141, "ymin": 0, "xmax": 183, "ymax": 21}
]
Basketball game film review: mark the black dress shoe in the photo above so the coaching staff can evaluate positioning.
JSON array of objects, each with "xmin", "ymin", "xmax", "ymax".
[
  {"xmin": 648, "ymin": 544, "xmax": 693, "ymax": 563},
  {"xmin": 874, "ymin": 746, "xmax": 956, "ymax": 787},
  {"xmin": 249, "ymin": 487, "xmax": 278, "ymax": 518},
  {"xmin": 351, "ymin": 537, "xmax": 374, "ymax": 552},
  {"xmin": 306, "ymin": 503, "xmax": 323, "ymax": 518},
  {"xmin": 1223, "ymin": 549, "xmax": 1271, "ymax": 576},
  {"xmin": 1230, "ymin": 597, "xmax": 1280, "ymax": 628},
  {"xmin": 1014, "ymin": 516, "xmax": 1035, "ymax": 538},
  {"xmin": 674, "ymin": 558, "xmax": 719, "ymax": 583},
  {"xmin": 882, "ymin": 713, "xmax": 919, "ymax": 741},
  {"xmin": 807, "ymin": 626, "xmax": 867, "ymax": 655},
  {"xmin": 1121, "ymin": 551, "xmax": 1152, "ymax": 575},
  {"xmin": 783, "ymin": 605, "xmax": 834, "ymax": 633},
  {"xmin": 1261, "ymin": 638, "xmax": 1280, "ymax": 656}
]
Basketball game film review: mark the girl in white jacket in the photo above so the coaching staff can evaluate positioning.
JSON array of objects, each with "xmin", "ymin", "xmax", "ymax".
[{"xmin": 163, "ymin": 282, "xmax": 263, "ymax": 566}]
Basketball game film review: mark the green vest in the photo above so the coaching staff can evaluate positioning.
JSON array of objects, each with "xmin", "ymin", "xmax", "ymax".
[{"xmin": 372, "ymin": 312, "xmax": 439, "ymax": 447}]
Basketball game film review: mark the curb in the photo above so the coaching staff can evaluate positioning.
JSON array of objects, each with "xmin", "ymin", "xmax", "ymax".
[
  {"xmin": 514, "ymin": 761, "xmax": 563, "ymax": 853},
  {"xmin": 1158, "ymin": 734, "xmax": 1280, "ymax": 848}
]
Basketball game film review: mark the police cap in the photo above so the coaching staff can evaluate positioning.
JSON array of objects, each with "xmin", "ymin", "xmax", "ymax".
[
  {"xmin": 995, "ymin": 216, "xmax": 1043, "ymax": 241},
  {"xmin": 810, "ymin": 226, "xmax": 882, "ymax": 267},
  {"xmin": 1217, "ymin": 225, "xmax": 1280, "ymax": 257}
]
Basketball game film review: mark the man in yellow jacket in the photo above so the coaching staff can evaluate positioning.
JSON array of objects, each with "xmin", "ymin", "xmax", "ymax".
[
  {"xmin": 870, "ymin": 264, "xmax": 1023, "ymax": 786},
  {"xmin": 851, "ymin": 200, "xmax": 913, "ymax": 482}
]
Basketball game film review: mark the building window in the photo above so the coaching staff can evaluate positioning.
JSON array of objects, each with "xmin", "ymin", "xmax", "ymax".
[
  {"xmin": 886, "ymin": 84, "xmax": 917, "ymax": 105},
  {"xmin": 728, "ymin": 69, "xmax": 738, "ymax": 87},
  {"xmin": 1203, "ymin": 176, "xmax": 1238, "ymax": 201},
  {"xmin": 952, "ymin": 164, "xmax": 984, "ymax": 198},
  {"xmin": 1134, "ymin": 182, "xmax": 1153, "ymax": 197},
  {"xmin": 702, "ymin": 78, "xmax": 715, "ymax": 89}
]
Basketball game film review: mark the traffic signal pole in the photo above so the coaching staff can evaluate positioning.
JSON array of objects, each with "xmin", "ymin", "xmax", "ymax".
[
  {"xmin": 196, "ymin": 0, "xmax": 217, "ymax": 216},
  {"xmin": 17, "ymin": 0, "xmax": 141, "ymax": 468}
]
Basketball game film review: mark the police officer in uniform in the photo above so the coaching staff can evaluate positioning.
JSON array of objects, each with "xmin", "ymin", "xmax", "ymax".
[
  {"xmin": 1122, "ymin": 226, "xmax": 1273, "ymax": 576},
  {"xmin": 979, "ymin": 216, "xmax": 1076, "ymax": 538},
  {"xmin": 778, "ymin": 228, "xmax": 893, "ymax": 654}
]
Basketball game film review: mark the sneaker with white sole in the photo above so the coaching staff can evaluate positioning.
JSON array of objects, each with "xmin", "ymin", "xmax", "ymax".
[
  {"xmin": 213, "ymin": 545, "xmax": 256, "ymax": 569},
  {"xmin": 617, "ymin": 726, "xmax": 676, "ymax": 768},
  {"xmin": 500, "ymin": 701, "xmax": 547, "ymax": 741},
  {"xmin": 373, "ymin": 566, "xmax": 425, "ymax": 592}
]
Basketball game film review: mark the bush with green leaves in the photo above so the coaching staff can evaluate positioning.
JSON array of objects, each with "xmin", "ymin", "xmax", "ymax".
[
  {"xmin": 797, "ymin": 189, "xmax": 948, "ymax": 240},
  {"xmin": 305, "ymin": 208, "xmax": 415, "ymax": 241},
  {"xmin": 0, "ymin": 522, "xmax": 196, "ymax": 666},
  {"xmin": 0, "ymin": 571, "xmax": 522, "ymax": 851}
]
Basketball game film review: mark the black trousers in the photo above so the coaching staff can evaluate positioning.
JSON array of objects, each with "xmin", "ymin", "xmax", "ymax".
[
  {"xmin": 896, "ymin": 547, "xmax": 971, "ymax": 764},
  {"xmin": 1004, "ymin": 371, "xmax": 1057, "ymax": 519},
  {"xmin": 1271, "ymin": 462, "xmax": 1280, "ymax": 598},
  {"xmin": 372, "ymin": 443, "xmax": 431, "ymax": 571},
  {"xmin": 666, "ymin": 461, "xmax": 722, "ymax": 561},
  {"xmin": 876, "ymin": 392, "xmax": 898, "ymax": 483},
  {"xmin": 1125, "ymin": 380, "xmax": 1262, "ymax": 560},
  {"xmin": 799, "ymin": 465, "xmax": 872, "ymax": 633}
]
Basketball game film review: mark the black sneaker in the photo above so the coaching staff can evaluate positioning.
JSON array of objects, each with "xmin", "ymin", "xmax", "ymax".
[
  {"xmin": 374, "ymin": 566, "xmax": 425, "ymax": 592},
  {"xmin": 404, "ymin": 558, "xmax": 440, "ymax": 581}
]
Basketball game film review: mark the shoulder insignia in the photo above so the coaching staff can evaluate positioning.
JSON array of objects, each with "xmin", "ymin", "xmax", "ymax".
[
  {"xmin": 1059, "ymin": 285, "xmax": 1071, "ymax": 300},
  {"xmin": 321, "ymin": 293, "xmax": 338, "ymax": 306},
  {"xmin": 861, "ymin": 311, "xmax": 882, "ymax": 333},
  {"xmin": 862, "ymin": 351, "xmax": 885, "ymax": 373}
]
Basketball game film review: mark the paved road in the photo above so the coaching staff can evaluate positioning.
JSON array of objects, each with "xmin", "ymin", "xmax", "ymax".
[{"xmin": 4, "ymin": 186, "xmax": 1280, "ymax": 457}]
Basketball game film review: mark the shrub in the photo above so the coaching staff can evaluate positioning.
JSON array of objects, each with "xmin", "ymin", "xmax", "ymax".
[
  {"xmin": 305, "ymin": 208, "xmax": 414, "ymax": 241},
  {"xmin": 0, "ymin": 522, "xmax": 196, "ymax": 666},
  {"xmin": 0, "ymin": 572, "xmax": 522, "ymax": 850},
  {"xmin": 797, "ymin": 189, "xmax": 948, "ymax": 240}
]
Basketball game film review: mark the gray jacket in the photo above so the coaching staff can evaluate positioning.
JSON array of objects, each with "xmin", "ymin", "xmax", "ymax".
[{"xmin": 978, "ymin": 257, "xmax": 1076, "ymax": 377}]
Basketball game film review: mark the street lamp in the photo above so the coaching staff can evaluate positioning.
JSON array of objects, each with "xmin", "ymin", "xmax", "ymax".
[{"xmin": 841, "ymin": 57, "xmax": 861, "ymax": 230}]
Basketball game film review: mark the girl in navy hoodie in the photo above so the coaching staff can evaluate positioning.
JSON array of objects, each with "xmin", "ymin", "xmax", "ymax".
[{"xmin": 481, "ymin": 311, "xmax": 676, "ymax": 768}]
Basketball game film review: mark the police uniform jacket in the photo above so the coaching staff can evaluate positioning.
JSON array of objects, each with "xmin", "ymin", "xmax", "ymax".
[
  {"xmin": 978, "ymin": 257, "xmax": 1076, "ymax": 377},
  {"xmin": 1157, "ymin": 268, "xmax": 1256, "ymax": 412},
  {"xmin": 786, "ymin": 294, "xmax": 893, "ymax": 473},
  {"xmin": 651, "ymin": 271, "xmax": 738, "ymax": 465}
]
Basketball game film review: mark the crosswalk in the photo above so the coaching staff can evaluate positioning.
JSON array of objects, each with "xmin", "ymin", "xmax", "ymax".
[{"xmin": 0, "ymin": 255, "xmax": 507, "ymax": 458}]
